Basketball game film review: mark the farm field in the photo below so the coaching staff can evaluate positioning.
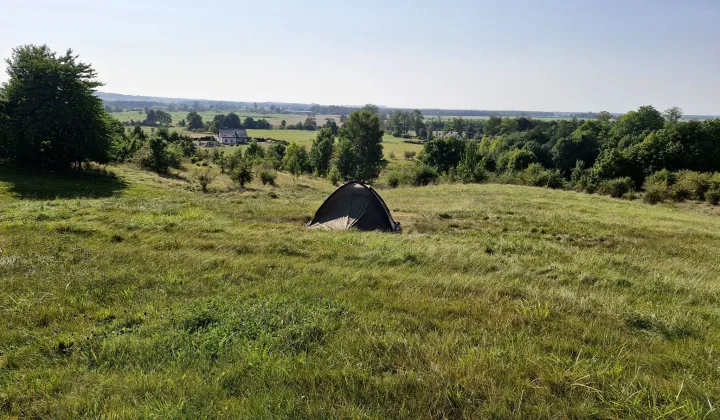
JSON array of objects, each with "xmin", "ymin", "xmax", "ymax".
[
  {"xmin": 111, "ymin": 110, "xmax": 341, "ymax": 128},
  {"xmin": 1, "ymin": 163, "xmax": 719, "ymax": 418}
]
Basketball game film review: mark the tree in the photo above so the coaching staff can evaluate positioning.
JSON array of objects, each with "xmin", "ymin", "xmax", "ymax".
[
  {"xmin": 335, "ymin": 110, "xmax": 385, "ymax": 181},
  {"xmin": 222, "ymin": 112, "xmax": 242, "ymax": 128},
  {"xmin": 333, "ymin": 138, "xmax": 357, "ymax": 181},
  {"xmin": 504, "ymin": 149, "xmax": 537, "ymax": 172},
  {"xmin": 552, "ymin": 129, "xmax": 600, "ymax": 174},
  {"xmin": 309, "ymin": 128, "xmax": 335, "ymax": 176},
  {"xmin": 663, "ymin": 107, "xmax": 683, "ymax": 124},
  {"xmin": 245, "ymin": 139, "xmax": 265, "ymax": 161},
  {"xmin": 155, "ymin": 110, "xmax": 172, "ymax": 126},
  {"xmin": 282, "ymin": 142, "xmax": 310, "ymax": 178},
  {"xmin": 243, "ymin": 117, "xmax": 256, "ymax": 129},
  {"xmin": 145, "ymin": 109, "xmax": 158, "ymax": 125},
  {"xmin": 419, "ymin": 137, "xmax": 466, "ymax": 173},
  {"xmin": 142, "ymin": 134, "xmax": 181, "ymax": 173},
  {"xmin": 323, "ymin": 118, "xmax": 339, "ymax": 135},
  {"xmin": 303, "ymin": 117, "xmax": 317, "ymax": 131},
  {"xmin": 186, "ymin": 111, "xmax": 204, "ymax": 130},
  {"xmin": 230, "ymin": 157, "xmax": 253, "ymax": 187},
  {"xmin": 485, "ymin": 116, "xmax": 502, "ymax": 136},
  {"xmin": 266, "ymin": 142, "xmax": 286, "ymax": 170},
  {"xmin": 0, "ymin": 45, "xmax": 115, "ymax": 168},
  {"xmin": 361, "ymin": 104, "xmax": 380, "ymax": 115},
  {"xmin": 457, "ymin": 141, "xmax": 487, "ymax": 183},
  {"xmin": 280, "ymin": 120, "xmax": 286, "ymax": 129},
  {"xmin": 596, "ymin": 111, "xmax": 612, "ymax": 122}
]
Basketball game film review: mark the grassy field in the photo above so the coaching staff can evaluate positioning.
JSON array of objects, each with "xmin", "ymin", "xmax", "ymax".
[
  {"xmin": 2, "ymin": 163, "xmax": 720, "ymax": 418},
  {"xmin": 112, "ymin": 110, "xmax": 340, "ymax": 128}
]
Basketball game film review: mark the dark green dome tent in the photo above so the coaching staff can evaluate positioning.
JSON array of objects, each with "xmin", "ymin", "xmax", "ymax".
[{"xmin": 307, "ymin": 181, "xmax": 401, "ymax": 232}]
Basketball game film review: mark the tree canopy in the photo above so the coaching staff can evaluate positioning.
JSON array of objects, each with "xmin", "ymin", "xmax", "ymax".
[
  {"xmin": 0, "ymin": 45, "xmax": 114, "ymax": 168},
  {"xmin": 335, "ymin": 110, "xmax": 385, "ymax": 181}
]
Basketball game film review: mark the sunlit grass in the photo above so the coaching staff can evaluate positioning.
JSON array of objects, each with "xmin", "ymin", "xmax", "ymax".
[{"xmin": 1, "ymin": 163, "xmax": 719, "ymax": 418}]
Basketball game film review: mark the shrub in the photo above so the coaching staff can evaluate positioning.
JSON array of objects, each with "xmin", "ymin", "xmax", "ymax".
[
  {"xmin": 328, "ymin": 166, "xmax": 342, "ymax": 186},
  {"xmin": 409, "ymin": 164, "xmax": 438, "ymax": 186},
  {"xmin": 674, "ymin": 171, "xmax": 711, "ymax": 201},
  {"xmin": 503, "ymin": 149, "xmax": 537, "ymax": 172},
  {"xmin": 260, "ymin": 170, "xmax": 277, "ymax": 186},
  {"xmin": 598, "ymin": 177, "xmax": 634, "ymax": 198},
  {"xmin": 388, "ymin": 163, "xmax": 439, "ymax": 187},
  {"xmin": 194, "ymin": 167, "xmax": 216, "ymax": 192},
  {"xmin": 457, "ymin": 162, "xmax": 487, "ymax": 183},
  {"xmin": 140, "ymin": 136, "xmax": 182, "ymax": 174},
  {"xmin": 387, "ymin": 173, "xmax": 400, "ymax": 188},
  {"xmin": 389, "ymin": 151, "xmax": 396, "ymax": 160},
  {"xmin": 668, "ymin": 183, "xmax": 691, "ymax": 202},
  {"xmin": 706, "ymin": 188, "xmax": 720, "ymax": 205},
  {"xmin": 230, "ymin": 159, "xmax": 253, "ymax": 187},
  {"xmin": 643, "ymin": 183, "xmax": 667, "ymax": 204},
  {"xmin": 517, "ymin": 164, "xmax": 564, "ymax": 189},
  {"xmin": 645, "ymin": 169, "xmax": 677, "ymax": 188}
]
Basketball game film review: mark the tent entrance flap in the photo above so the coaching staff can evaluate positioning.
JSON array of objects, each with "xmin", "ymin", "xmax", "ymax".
[{"xmin": 307, "ymin": 181, "xmax": 400, "ymax": 232}]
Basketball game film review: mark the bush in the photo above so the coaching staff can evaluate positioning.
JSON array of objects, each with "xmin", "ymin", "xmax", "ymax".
[
  {"xmin": 230, "ymin": 159, "xmax": 253, "ymax": 187},
  {"xmin": 598, "ymin": 177, "xmax": 634, "ymax": 198},
  {"xmin": 645, "ymin": 169, "xmax": 677, "ymax": 188},
  {"xmin": 674, "ymin": 171, "xmax": 711, "ymax": 201},
  {"xmin": 643, "ymin": 183, "xmax": 667, "ymax": 204},
  {"xmin": 194, "ymin": 167, "xmax": 216, "ymax": 192},
  {"xmin": 503, "ymin": 149, "xmax": 537, "ymax": 172},
  {"xmin": 140, "ymin": 136, "xmax": 182, "ymax": 174},
  {"xmin": 328, "ymin": 166, "xmax": 342, "ymax": 186},
  {"xmin": 387, "ymin": 163, "xmax": 439, "ymax": 187},
  {"xmin": 668, "ymin": 183, "xmax": 691, "ymax": 202},
  {"xmin": 259, "ymin": 170, "xmax": 277, "ymax": 186},
  {"xmin": 706, "ymin": 188, "xmax": 720, "ymax": 205},
  {"xmin": 517, "ymin": 164, "xmax": 564, "ymax": 189},
  {"xmin": 387, "ymin": 173, "xmax": 400, "ymax": 188},
  {"xmin": 457, "ymin": 162, "xmax": 487, "ymax": 183},
  {"xmin": 389, "ymin": 151, "xmax": 396, "ymax": 160}
]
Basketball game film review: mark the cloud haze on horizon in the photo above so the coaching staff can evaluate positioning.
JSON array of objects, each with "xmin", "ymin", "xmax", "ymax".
[{"xmin": 1, "ymin": 0, "xmax": 719, "ymax": 114}]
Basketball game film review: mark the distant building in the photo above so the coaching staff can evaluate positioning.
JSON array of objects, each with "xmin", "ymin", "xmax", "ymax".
[{"xmin": 217, "ymin": 128, "xmax": 249, "ymax": 145}]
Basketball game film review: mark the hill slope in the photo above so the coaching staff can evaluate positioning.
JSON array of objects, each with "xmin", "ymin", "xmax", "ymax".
[{"xmin": 1, "ymin": 164, "xmax": 719, "ymax": 418}]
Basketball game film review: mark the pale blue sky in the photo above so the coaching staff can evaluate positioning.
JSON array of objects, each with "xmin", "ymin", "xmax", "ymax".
[{"xmin": 1, "ymin": 0, "xmax": 719, "ymax": 114}]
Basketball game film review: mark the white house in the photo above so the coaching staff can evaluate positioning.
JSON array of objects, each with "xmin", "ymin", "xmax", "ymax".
[{"xmin": 217, "ymin": 128, "xmax": 249, "ymax": 145}]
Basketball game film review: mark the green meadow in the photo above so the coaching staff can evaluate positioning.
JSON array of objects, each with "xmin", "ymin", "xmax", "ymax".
[{"xmin": 1, "ymin": 163, "xmax": 719, "ymax": 418}]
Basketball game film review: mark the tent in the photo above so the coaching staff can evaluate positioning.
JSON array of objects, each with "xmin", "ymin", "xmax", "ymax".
[{"xmin": 307, "ymin": 181, "xmax": 401, "ymax": 232}]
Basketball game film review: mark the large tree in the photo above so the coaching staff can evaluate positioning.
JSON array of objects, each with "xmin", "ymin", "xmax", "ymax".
[
  {"xmin": 662, "ymin": 107, "xmax": 683, "ymax": 124},
  {"xmin": 335, "ymin": 109, "xmax": 385, "ymax": 181},
  {"xmin": 0, "ymin": 45, "xmax": 114, "ymax": 168},
  {"xmin": 186, "ymin": 111, "xmax": 204, "ymax": 130}
]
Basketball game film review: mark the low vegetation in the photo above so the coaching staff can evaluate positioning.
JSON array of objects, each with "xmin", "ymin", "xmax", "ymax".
[{"xmin": 1, "ymin": 164, "xmax": 719, "ymax": 418}]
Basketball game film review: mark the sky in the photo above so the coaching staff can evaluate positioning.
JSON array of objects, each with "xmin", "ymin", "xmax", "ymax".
[{"xmin": 1, "ymin": 0, "xmax": 719, "ymax": 114}]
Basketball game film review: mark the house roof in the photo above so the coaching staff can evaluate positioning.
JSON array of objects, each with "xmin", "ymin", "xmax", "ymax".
[{"xmin": 218, "ymin": 128, "xmax": 248, "ymax": 138}]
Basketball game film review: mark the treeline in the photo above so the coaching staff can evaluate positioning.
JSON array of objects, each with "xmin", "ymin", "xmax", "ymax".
[
  {"xmin": 278, "ymin": 117, "xmax": 339, "ymax": 134},
  {"xmin": 204, "ymin": 113, "xmax": 272, "ymax": 132},
  {"xmin": 389, "ymin": 106, "xmax": 720, "ymax": 205}
]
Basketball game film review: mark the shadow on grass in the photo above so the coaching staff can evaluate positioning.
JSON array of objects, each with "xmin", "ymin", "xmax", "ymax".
[{"xmin": 0, "ymin": 164, "xmax": 128, "ymax": 199}]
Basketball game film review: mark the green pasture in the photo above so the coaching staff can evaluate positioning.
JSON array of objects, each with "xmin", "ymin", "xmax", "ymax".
[{"xmin": 1, "ymin": 162, "xmax": 719, "ymax": 418}]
